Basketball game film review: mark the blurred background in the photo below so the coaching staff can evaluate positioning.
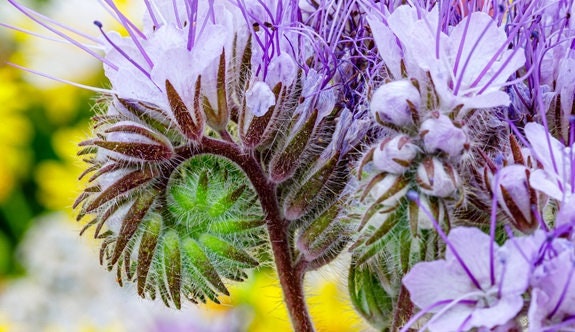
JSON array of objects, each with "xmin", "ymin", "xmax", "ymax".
[{"xmin": 0, "ymin": 1, "xmax": 367, "ymax": 331}]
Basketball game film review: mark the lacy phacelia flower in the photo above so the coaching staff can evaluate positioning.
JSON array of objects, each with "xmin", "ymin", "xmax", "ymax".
[
  {"xmin": 369, "ymin": 4, "xmax": 525, "ymax": 111},
  {"xmin": 528, "ymin": 237, "xmax": 575, "ymax": 331},
  {"xmin": 402, "ymin": 227, "xmax": 531, "ymax": 332},
  {"xmin": 7, "ymin": 0, "xmax": 369, "ymax": 319}
]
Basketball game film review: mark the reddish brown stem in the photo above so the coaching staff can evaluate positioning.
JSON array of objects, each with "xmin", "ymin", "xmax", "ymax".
[{"xmin": 174, "ymin": 137, "xmax": 314, "ymax": 331}]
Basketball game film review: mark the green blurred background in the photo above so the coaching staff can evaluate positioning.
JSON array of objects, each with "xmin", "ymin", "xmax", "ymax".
[{"xmin": 0, "ymin": 1, "xmax": 367, "ymax": 331}]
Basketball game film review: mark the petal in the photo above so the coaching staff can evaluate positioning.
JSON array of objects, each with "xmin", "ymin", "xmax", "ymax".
[
  {"xmin": 525, "ymin": 122, "xmax": 566, "ymax": 173},
  {"xmin": 366, "ymin": 14, "xmax": 402, "ymax": 79},
  {"xmin": 468, "ymin": 295, "xmax": 524, "ymax": 329},
  {"xmin": 445, "ymin": 227, "xmax": 495, "ymax": 287},
  {"xmin": 449, "ymin": 12, "xmax": 507, "ymax": 87},
  {"xmin": 403, "ymin": 259, "xmax": 475, "ymax": 310},
  {"xmin": 530, "ymin": 169, "xmax": 565, "ymax": 200}
]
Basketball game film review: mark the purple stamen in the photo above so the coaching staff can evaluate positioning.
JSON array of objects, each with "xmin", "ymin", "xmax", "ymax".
[
  {"xmin": 195, "ymin": 1, "xmax": 216, "ymax": 46},
  {"xmin": 100, "ymin": 0, "xmax": 146, "ymax": 39},
  {"xmin": 533, "ymin": 205, "xmax": 549, "ymax": 232},
  {"xmin": 186, "ymin": 0, "xmax": 198, "ymax": 51},
  {"xmin": 453, "ymin": 18, "xmax": 495, "ymax": 96},
  {"xmin": 7, "ymin": 0, "xmax": 117, "ymax": 70},
  {"xmin": 0, "ymin": 22, "xmax": 103, "ymax": 49},
  {"xmin": 489, "ymin": 177, "xmax": 499, "ymax": 286},
  {"xmin": 570, "ymin": 116, "xmax": 575, "ymax": 194},
  {"xmin": 172, "ymin": 0, "xmax": 183, "ymax": 29},
  {"xmin": 399, "ymin": 299, "xmax": 453, "ymax": 332},
  {"xmin": 102, "ymin": 0, "xmax": 153, "ymax": 68},
  {"xmin": 7, "ymin": 62, "xmax": 114, "ymax": 94},
  {"xmin": 456, "ymin": 313, "xmax": 473, "ymax": 332},
  {"xmin": 407, "ymin": 191, "xmax": 483, "ymax": 290},
  {"xmin": 8, "ymin": 0, "xmax": 102, "ymax": 44},
  {"xmin": 94, "ymin": 21, "xmax": 151, "ymax": 79},
  {"xmin": 144, "ymin": 0, "xmax": 160, "ymax": 29},
  {"xmin": 471, "ymin": 2, "xmax": 538, "ymax": 92}
]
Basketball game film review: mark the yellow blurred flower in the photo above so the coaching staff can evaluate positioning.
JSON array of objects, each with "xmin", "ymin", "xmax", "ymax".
[
  {"xmin": 0, "ymin": 67, "xmax": 32, "ymax": 203},
  {"xmin": 35, "ymin": 124, "xmax": 89, "ymax": 214},
  {"xmin": 219, "ymin": 267, "xmax": 369, "ymax": 332}
]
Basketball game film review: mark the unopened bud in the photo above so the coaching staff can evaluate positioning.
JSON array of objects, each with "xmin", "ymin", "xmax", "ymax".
[
  {"xmin": 370, "ymin": 80, "xmax": 420, "ymax": 127},
  {"xmin": 420, "ymin": 114, "xmax": 466, "ymax": 157},
  {"xmin": 373, "ymin": 135, "xmax": 418, "ymax": 174},
  {"xmin": 494, "ymin": 165, "xmax": 538, "ymax": 233},
  {"xmin": 416, "ymin": 158, "xmax": 460, "ymax": 198}
]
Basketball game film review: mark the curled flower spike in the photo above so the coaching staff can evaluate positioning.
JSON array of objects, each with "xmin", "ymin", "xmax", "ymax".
[{"xmin": 5, "ymin": 1, "xmax": 372, "ymax": 330}]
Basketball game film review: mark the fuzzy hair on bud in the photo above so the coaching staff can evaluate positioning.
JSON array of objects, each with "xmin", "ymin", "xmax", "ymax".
[{"xmin": 370, "ymin": 80, "xmax": 420, "ymax": 127}]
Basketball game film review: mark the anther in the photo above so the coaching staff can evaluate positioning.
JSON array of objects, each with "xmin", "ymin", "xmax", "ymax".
[{"xmin": 94, "ymin": 21, "xmax": 152, "ymax": 80}]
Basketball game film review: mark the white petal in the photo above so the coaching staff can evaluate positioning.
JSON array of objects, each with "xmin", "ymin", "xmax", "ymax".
[
  {"xmin": 366, "ymin": 14, "xmax": 402, "ymax": 79},
  {"xmin": 246, "ymin": 81, "xmax": 276, "ymax": 117}
]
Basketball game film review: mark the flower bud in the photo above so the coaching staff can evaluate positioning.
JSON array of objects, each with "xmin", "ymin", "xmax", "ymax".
[
  {"xmin": 416, "ymin": 158, "xmax": 460, "ymax": 198},
  {"xmin": 494, "ymin": 165, "xmax": 538, "ymax": 233},
  {"xmin": 373, "ymin": 135, "xmax": 418, "ymax": 174},
  {"xmin": 370, "ymin": 80, "xmax": 420, "ymax": 127},
  {"xmin": 420, "ymin": 114, "xmax": 467, "ymax": 157}
]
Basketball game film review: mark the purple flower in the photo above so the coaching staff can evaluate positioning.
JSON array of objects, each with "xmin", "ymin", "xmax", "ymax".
[
  {"xmin": 525, "ymin": 122, "xmax": 575, "ymax": 228},
  {"xmin": 528, "ymin": 236, "xmax": 575, "ymax": 331},
  {"xmin": 402, "ymin": 227, "xmax": 532, "ymax": 331},
  {"xmin": 367, "ymin": 4, "xmax": 525, "ymax": 111}
]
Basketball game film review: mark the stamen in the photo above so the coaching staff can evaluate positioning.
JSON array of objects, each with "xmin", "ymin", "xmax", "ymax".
[
  {"xmin": 8, "ymin": 0, "xmax": 102, "ymax": 44},
  {"xmin": 144, "ymin": 0, "xmax": 160, "ymax": 29},
  {"xmin": 456, "ymin": 313, "xmax": 473, "ymax": 332},
  {"xmin": 570, "ymin": 116, "xmax": 575, "ymax": 193},
  {"xmin": 186, "ymin": 0, "xmax": 198, "ymax": 51},
  {"xmin": 7, "ymin": 62, "xmax": 115, "ymax": 94},
  {"xmin": 172, "ymin": 0, "xmax": 183, "ymax": 29},
  {"xmin": 489, "ymin": 175, "xmax": 499, "ymax": 286},
  {"xmin": 399, "ymin": 299, "xmax": 452, "ymax": 332},
  {"xmin": 0, "ymin": 22, "xmax": 104, "ymax": 50},
  {"xmin": 7, "ymin": 0, "xmax": 117, "ymax": 70},
  {"xmin": 101, "ymin": 0, "xmax": 154, "ymax": 68},
  {"xmin": 94, "ymin": 21, "xmax": 151, "ymax": 79},
  {"xmin": 453, "ymin": 18, "xmax": 495, "ymax": 96},
  {"xmin": 407, "ymin": 191, "xmax": 483, "ymax": 289}
]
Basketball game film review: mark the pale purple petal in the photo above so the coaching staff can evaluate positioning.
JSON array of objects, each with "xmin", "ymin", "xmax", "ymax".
[
  {"xmin": 467, "ymin": 295, "xmax": 524, "ymax": 329},
  {"xmin": 444, "ymin": 227, "xmax": 494, "ymax": 287},
  {"xmin": 366, "ymin": 14, "xmax": 402, "ymax": 79},
  {"xmin": 403, "ymin": 260, "xmax": 475, "ymax": 310},
  {"xmin": 245, "ymin": 81, "xmax": 276, "ymax": 117}
]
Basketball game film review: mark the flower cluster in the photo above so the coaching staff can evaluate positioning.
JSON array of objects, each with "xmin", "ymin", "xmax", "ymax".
[{"xmin": 5, "ymin": 0, "xmax": 575, "ymax": 331}]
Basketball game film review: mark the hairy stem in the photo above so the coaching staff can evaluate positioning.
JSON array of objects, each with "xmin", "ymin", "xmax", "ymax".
[{"xmin": 175, "ymin": 137, "xmax": 315, "ymax": 331}]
